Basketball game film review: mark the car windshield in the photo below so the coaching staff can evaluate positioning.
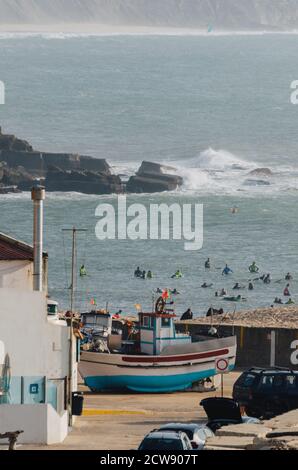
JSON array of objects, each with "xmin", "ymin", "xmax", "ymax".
[{"xmin": 139, "ymin": 438, "xmax": 183, "ymax": 451}]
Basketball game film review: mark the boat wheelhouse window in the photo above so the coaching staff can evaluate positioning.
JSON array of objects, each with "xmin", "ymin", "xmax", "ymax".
[
  {"xmin": 142, "ymin": 315, "xmax": 151, "ymax": 328},
  {"xmin": 95, "ymin": 316, "xmax": 109, "ymax": 327},
  {"xmin": 161, "ymin": 317, "xmax": 171, "ymax": 328}
]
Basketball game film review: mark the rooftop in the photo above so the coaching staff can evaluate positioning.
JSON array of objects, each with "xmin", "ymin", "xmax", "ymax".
[
  {"xmin": 177, "ymin": 306, "xmax": 298, "ymax": 330},
  {"xmin": 0, "ymin": 231, "xmax": 48, "ymax": 261}
]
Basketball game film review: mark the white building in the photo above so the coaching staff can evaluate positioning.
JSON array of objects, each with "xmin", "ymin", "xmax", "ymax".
[{"xmin": 0, "ymin": 193, "xmax": 78, "ymax": 445}]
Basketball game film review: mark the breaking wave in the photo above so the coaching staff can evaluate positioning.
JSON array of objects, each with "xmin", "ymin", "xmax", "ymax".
[{"xmin": 163, "ymin": 148, "xmax": 298, "ymax": 196}]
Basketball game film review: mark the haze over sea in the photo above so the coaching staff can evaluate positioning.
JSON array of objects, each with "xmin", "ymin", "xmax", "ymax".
[{"xmin": 1, "ymin": 33, "xmax": 298, "ymax": 316}]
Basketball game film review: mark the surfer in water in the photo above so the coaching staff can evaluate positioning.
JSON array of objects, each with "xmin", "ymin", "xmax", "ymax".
[
  {"xmin": 171, "ymin": 270, "xmax": 183, "ymax": 279},
  {"xmin": 205, "ymin": 258, "xmax": 211, "ymax": 269},
  {"xmin": 233, "ymin": 283, "xmax": 245, "ymax": 290},
  {"xmin": 263, "ymin": 274, "xmax": 271, "ymax": 284},
  {"xmin": 284, "ymin": 284, "xmax": 291, "ymax": 296},
  {"xmin": 285, "ymin": 273, "xmax": 293, "ymax": 281},
  {"xmin": 134, "ymin": 267, "xmax": 142, "ymax": 278},
  {"xmin": 222, "ymin": 264, "xmax": 233, "ymax": 275},
  {"xmin": 201, "ymin": 282, "xmax": 213, "ymax": 288},
  {"xmin": 80, "ymin": 265, "xmax": 87, "ymax": 277},
  {"xmin": 170, "ymin": 288, "xmax": 180, "ymax": 295},
  {"xmin": 249, "ymin": 261, "xmax": 259, "ymax": 273}
]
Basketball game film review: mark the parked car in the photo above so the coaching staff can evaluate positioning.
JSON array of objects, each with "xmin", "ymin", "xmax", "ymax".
[
  {"xmin": 200, "ymin": 397, "xmax": 260, "ymax": 432},
  {"xmin": 157, "ymin": 423, "xmax": 214, "ymax": 450},
  {"xmin": 138, "ymin": 430, "xmax": 193, "ymax": 451},
  {"xmin": 233, "ymin": 367, "xmax": 298, "ymax": 419}
]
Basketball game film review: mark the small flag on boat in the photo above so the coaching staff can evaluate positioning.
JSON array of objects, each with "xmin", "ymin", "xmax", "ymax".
[
  {"xmin": 162, "ymin": 290, "xmax": 169, "ymax": 300},
  {"xmin": 91, "ymin": 298, "xmax": 97, "ymax": 306}
]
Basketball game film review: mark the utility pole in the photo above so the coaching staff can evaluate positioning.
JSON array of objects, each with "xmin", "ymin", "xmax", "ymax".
[{"xmin": 62, "ymin": 227, "xmax": 87, "ymax": 427}]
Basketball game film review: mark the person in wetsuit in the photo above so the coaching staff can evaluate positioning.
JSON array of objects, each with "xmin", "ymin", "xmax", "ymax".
[
  {"xmin": 249, "ymin": 261, "xmax": 259, "ymax": 273},
  {"xmin": 222, "ymin": 265, "xmax": 233, "ymax": 275},
  {"xmin": 205, "ymin": 258, "xmax": 211, "ymax": 269},
  {"xmin": 263, "ymin": 274, "xmax": 271, "ymax": 284},
  {"xmin": 284, "ymin": 284, "xmax": 291, "ymax": 296},
  {"xmin": 80, "ymin": 265, "xmax": 87, "ymax": 277},
  {"xmin": 134, "ymin": 267, "xmax": 142, "ymax": 278}
]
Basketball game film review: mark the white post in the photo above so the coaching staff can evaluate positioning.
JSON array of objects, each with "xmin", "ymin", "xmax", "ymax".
[{"xmin": 31, "ymin": 186, "xmax": 45, "ymax": 292}]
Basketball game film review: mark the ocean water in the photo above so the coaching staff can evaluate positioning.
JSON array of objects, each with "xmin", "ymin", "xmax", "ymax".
[{"xmin": 0, "ymin": 33, "xmax": 298, "ymax": 316}]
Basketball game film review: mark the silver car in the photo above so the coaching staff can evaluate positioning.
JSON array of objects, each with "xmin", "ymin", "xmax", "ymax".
[
  {"xmin": 157, "ymin": 423, "xmax": 215, "ymax": 450},
  {"xmin": 138, "ymin": 430, "xmax": 193, "ymax": 451}
]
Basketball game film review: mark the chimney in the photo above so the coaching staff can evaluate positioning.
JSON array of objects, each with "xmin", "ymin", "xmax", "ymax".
[{"xmin": 31, "ymin": 185, "xmax": 45, "ymax": 292}]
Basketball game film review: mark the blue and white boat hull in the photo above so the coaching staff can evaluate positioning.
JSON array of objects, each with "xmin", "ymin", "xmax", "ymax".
[{"xmin": 79, "ymin": 336, "xmax": 237, "ymax": 393}]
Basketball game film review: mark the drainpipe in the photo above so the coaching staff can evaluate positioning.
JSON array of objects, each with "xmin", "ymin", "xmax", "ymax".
[{"xmin": 31, "ymin": 186, "xmax": 45, "ymax": 292}]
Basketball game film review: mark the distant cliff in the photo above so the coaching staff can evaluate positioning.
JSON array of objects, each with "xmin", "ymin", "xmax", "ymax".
[{"xmin": 1, "ymin": 0, "xmax": 298, "ymax": 31}]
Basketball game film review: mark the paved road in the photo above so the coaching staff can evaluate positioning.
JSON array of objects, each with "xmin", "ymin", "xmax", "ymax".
[{"xmin": 23, "ymin": 371, "xmax": 240, "ymax": 450}]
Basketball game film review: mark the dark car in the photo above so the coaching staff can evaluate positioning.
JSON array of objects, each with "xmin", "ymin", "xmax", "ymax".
[
  {"xmin": 157, "ymin": 423, "xmax": 214, "ymax": 450},
  {"xmin": 233, "ymin": 367, "xmax": 298, "ymax": 419},
  {"xmin": 138, "ymin": 431, "xmax": 193, "ymax": 451},
  {"xmin": 200, "ymin": 397, "xmax": 260, "ymax": 432}
]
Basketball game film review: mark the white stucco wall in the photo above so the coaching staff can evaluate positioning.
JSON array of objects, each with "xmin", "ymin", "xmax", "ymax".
[
  {"xmin": 0, "ymin": 260, "xmax": 33, "ymax": 290},
  {"xmin": 0, "ymin": 404, "xmax": 68, "ymax": 445},
  {"xmin": 0, "ymin": 287, "xmax": 78, "ymax": 444},
  {"xmin": 0, "ymin": 288, "xmax": 69, "ymax": 378}
]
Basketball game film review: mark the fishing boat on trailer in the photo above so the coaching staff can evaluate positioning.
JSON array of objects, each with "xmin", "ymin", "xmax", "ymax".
[{"xmin": 79, "ymin": 299, "xmax": 237, "ymax": 393}]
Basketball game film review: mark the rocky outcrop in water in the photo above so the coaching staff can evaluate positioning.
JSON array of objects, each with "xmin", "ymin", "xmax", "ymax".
[
  {"xmin": 0, "ymin": 129, "xmax": 184, "ymax": 194},
  {"xmin": 0, "ymin": 128, "xmax": 121, "ymax": 194},
  {"xmin": 248, "ymin": 168, "xmax": 273, "ymax": 177},
  {"xmin": 45, "ymin": 166, "xmax": 123, "ymax": 194},
  {"xmin": 126, "ymin": 161, "xmax": 183, "ymax": 193},
  {"xmin": 0, "ymin": 161, "xmax": 34, "ymax": 192}
]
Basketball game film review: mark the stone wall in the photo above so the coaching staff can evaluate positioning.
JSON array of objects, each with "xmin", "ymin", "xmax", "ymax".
[{"xmin": 176, "ymin": 322, "xmax": 298, "ymax": 369}]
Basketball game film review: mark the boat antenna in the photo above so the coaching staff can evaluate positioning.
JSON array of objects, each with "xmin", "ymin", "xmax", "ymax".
[
  {"xmin": 62, "ymin": 227, "xmax": 88, "ymax": 312},
  {"xmin": 62, "ymin": 226, "xmax": 87, "ymax": 427},
  {"xmin": 232, "ymin": 305, "xmax": 237, "ymax": 336}
]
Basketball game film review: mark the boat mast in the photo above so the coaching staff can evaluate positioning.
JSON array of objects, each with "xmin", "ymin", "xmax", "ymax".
[{"xmin": 62, "ymin": 226, "xmax": 87, "ymax": 427}]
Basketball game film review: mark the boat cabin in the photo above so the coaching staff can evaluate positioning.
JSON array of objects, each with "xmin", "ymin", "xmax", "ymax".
[
  {"xmin": 47, "ymin": 300, "xmax": 58, "ymax": 316},
  {"xmin": 81, "ymin": 311, "xmax": 112, "ymax": 337},
  {"xmin": 139, "ymin": 312, "xmax": 191, "ymax": 355}
]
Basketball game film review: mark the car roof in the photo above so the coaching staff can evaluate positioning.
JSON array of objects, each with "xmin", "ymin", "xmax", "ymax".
[
  {"xmin": 246, "ymin": 367, "xmax": 298, "ymax": 375},
  {"xmin": 146, "ymin": 431, "xmax": 185, "ymax": 440},
  {"xmin": 158, "ymin": 423, "xmax": 204, "ymax": 432}
]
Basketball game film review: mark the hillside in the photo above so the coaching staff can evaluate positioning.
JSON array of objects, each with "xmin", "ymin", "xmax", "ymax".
[{"xmin": 1, "ymin": 0, "xmax": 298, "ymax": 31}]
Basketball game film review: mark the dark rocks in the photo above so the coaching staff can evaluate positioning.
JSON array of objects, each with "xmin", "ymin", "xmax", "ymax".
[
  {"xmin": 0, "ymin": 184, "xmax": 21, "ymax": 194},
  {"xmin": 0, "ymin": 129, "xmax": 183, "ymax": 195},
  {"xmin": 0, "ymin": 127, "xmax": 33, "ymax": 152},
  {"xmin": 248, "ymin": 168, "xmax": 273, "ymax": 177},
  {"xmin": 0, "ymin": 150, "xmax": 110, "ymax": 175},
  {"xmin": 0, "ymin": 162, "xmax": 35, "ymax": 191},
  {"xmin": 126, "ymin": 161, "xmax": 183, "ymax": 193},
  {"xmin": 243, "ymin": 179, "xmax": 271, "ymax": 187},
  {"xmin": 45, "ymin": 166, "xmax": 123, "ymax": 194}
]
